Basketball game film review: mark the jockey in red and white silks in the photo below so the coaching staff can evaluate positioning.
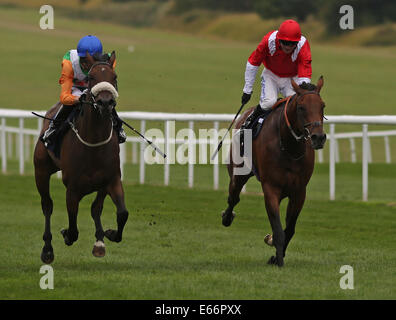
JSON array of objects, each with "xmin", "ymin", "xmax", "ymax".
[{"xmin": 242, "ymin": 19, "xmax": 312, "ymax": 112}]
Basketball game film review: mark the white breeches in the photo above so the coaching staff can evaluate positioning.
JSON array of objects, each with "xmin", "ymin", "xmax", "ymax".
[{"xmin": 259, "ymin": 69, "xmax": 299, "ymax": 110}]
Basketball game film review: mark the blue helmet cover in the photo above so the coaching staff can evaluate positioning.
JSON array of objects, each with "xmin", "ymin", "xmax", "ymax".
[{"xmin": 77, "ymin": 35, "xmax": 103, "ymax": 57}]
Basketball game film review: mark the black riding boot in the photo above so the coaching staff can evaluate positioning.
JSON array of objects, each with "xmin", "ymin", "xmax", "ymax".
[
  {"xmin": 42, "ymin": 105, "xmax": 72, "ymax": 146},
  {"xmin": 111, "ymin": 109, "xmax": 127, "ymax": 144},
  {"xmin": 241, "ymin": 104, "xmax": 264, "ymax": 130}
]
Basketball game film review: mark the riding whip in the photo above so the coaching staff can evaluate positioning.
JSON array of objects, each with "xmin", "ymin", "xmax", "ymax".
[
  {"xmin": 211, "ymin": 102, "xmax": 246, "ymax": 160},
  {"xmin": 120, "ymin": 119, "xmax": 166, "ymax": 158}
]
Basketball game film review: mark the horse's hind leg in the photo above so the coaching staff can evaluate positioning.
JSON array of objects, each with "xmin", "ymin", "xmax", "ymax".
[
  {"xmin": 91, "ymin": 189, "xmax": 107, "ymax": 257},
  {"xmin": 105, "ymin": 178, "xmax": 128, "ymax": 243},
  {"xmin": 262, "ymin": 183, "xmax": 284, "ymax": 267},
  {"xmin": 222, "ymin": 170, "xmax": 252, "ymax": 227},
  {"xmin": 283, "ymin": 189, "xmax": 306, "ymax": 258},
  {"xmin": 61, "ymin": 189, "xmax": 81, "ymax": 246}
]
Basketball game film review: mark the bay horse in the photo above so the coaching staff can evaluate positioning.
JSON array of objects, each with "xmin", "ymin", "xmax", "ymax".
[
  {"xmin": 222, "ymin": 76, "xmax": 326, "ymax": 267},
  {"xmin": 34, "ymin": 51, "xmax": 128, "ymax": 264}
]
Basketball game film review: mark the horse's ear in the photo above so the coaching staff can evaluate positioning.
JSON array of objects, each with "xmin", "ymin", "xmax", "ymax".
[
  {"xmin": 86, "ymin": 51, "xmax": 95, "ymax": 65},
  {"xmin": 291, "ymin": 79, "xmax": 304, "ymax": 95},
  {"xmin": 109, "ymin": 51, "xmax": 116, "ymax": 68},
  {"xmin": 316, "ymin": 76, "xmax": 324, "ymax": 93}
]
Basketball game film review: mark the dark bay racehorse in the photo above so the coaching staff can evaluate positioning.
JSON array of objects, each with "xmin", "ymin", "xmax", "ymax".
[
  {"xmin": 34, "ymin": 51, "xmax": 128, "ymax": 264},
  {"xmin": 222, "ymin": 77, "xmax": 326, "ymax": 267}
]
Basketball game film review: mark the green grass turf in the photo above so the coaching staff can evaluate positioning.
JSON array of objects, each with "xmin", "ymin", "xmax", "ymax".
[
  {"xmin": 0, "ymin": 6, "xmax": 395, "ymax": 300},
  {"xmin": 0, "ymin": 167, "xmax": 395, "ymax": 299}
]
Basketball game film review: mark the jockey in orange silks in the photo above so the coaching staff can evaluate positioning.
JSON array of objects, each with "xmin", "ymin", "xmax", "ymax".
[{"xmin": 42, "ymin": 35, "xmax": 126, "ymax": 145}]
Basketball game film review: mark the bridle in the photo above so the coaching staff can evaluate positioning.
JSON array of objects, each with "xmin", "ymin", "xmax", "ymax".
[
  {"xmin": 280, "ymin": 91, "xmax": 324, "ymax": 160},
  {"xmin": 283, "ymin": 91, "xmax": 324, "ymax": 142},
  {"xmin": 69, "ymin": 61, "xmax": 118, "ymax": 147},
  {"xmin": 81, "ymin": 61, "xmax": 118, "ymax": 113}
]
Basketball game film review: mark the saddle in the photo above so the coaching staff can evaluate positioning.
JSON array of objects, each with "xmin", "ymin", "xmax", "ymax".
[{"xmin": 239, "ymin": 97, "xmax": 289, "ymax": 155}]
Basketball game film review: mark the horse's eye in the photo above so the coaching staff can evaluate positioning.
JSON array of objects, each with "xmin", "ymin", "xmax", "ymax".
[{"xmin": 297, "ymin": 105, "xmax": 305, "ymax": 113}]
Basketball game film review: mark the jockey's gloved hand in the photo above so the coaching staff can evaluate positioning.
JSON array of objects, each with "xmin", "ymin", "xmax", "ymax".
[
  {"xmin": 241, "ymin": 92, "xmax": 252, "ymax": 105},
  {"xmin": 79, "ymin": 90, "xmax": 89, "ymax": 104}
]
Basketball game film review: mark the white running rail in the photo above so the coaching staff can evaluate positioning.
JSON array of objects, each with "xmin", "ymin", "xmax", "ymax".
[{"xmin": 1, "ymin": 108, "xmax": 396, "ymax": 201}]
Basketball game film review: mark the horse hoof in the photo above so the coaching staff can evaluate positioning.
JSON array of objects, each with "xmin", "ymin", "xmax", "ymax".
[
  {"xmin": 92, "ymin": 241, "xmax": 106, "ymax": 258},
  {"xmin": 61, "ymin": 229, "xmax": 76, "ymax": 246},
  {"xmin": 104, "ymin": 229, "xmax": 121, "ymax": 243},
  {"xmin": 267, "ymin": 255, "xmax": 284, "ymax": 267},
  {"xmin": 221, "ymin": 211, "xmax": 236, "ymax": 227},
  {"xmin": 41, "ymin": 251, "xmax": 54, "ymax": 264},
  {"xmin": 264, "ymin": 234, "xmax": 273, "ymax": 246}
]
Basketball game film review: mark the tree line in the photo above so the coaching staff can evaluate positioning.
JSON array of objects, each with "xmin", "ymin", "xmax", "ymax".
[{"xmin": 110, "ymin": 0, "xmax": 396, "ymax": 34}]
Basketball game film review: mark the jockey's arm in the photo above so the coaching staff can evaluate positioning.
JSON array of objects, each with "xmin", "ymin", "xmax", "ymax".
[
  {"xmin": 243, "ymin": 34, "xmax": 268, "ymax": 94},
  {"xmin": 59, "ymin": 59, "xmax": 79, "ymax": 105},
  {"xmin": 296, "ymin": 40, "xmax": 312, "ymax": 85}
]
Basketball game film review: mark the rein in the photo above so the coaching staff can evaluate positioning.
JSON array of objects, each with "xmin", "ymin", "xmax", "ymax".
[
  {"xmin": 280, "ymin": 90, "xmax": 322, "ymax": 160},
  {"xmin": 69, "ymin": 61, "xmax": 117, "ymax": 148},
  {"xmin": 68, "ymin": 120, "xmax": 113, "ymax": 147}
]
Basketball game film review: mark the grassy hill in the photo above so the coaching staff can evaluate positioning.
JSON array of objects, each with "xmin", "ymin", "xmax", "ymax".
[{"xmin": 1, "ymin": 6, "xmax": 395, "ymax": 116}]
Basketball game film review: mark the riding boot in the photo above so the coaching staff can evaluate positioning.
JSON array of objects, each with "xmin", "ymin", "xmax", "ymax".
[
  {"xmin": 111, "ymin": 109, "xmax": 127, "ymax": 144},
  {"xmin": 42, "ymin": 105, "xmax": 72, "ymax": 146},
  {"xmin": 241, "ymin": 104, "xmax": 265, "ymax": 130}
]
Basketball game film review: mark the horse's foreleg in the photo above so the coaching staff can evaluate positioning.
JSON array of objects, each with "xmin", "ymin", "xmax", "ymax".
[
  {"xmin": 283, "ymin": 189, "xmax": 306, "ymax": 258},
  {"xmin": 61, "ymin": 189, "xmax": 81, "ymax": 246},
  {"xmin": 222, "ymin": 171, "xmax": 252, "ymax": 227},
  {"xmin": 35, "ymin": 170, "xmax": 54, "ymax": 264},
  {"xmin": 262, "ymin": 184, "xmax": 284, "ymax": 267},
  {"xmin": 105, "ymin": 178, "xmax": 128, "ymax": 243},
  {"xmin": 91, "ymin": 189, "xmax": 107, "ymax": 257}
]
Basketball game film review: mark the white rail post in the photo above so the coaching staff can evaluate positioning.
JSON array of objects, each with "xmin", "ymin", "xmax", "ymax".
[
  {"xmin": 120, "ymin": 142, "xmax": 126, "ymax": 181},
  {"xmin": 132, "ymin": 142, "xmax": 138, "ymax": 164},
  {"xmin": 164, "ymin": 120, "xmax": 170, "ymax": 186},
  {"xmin": 1, "ymin": 118, "xmax": 6, "ymax": 173},
  {"xmin": 317, "ymin": 149, "xmax": 323, "ymax": 163},
  {"xmin": 19, "ymin": 118, "xmax": 24, "ymax": 175},
  {"xmin": 188, "ymin": 121, "xmax": 194, "ymax": 188},
  {"xmin": 362, "ymin": 124, "xmax": 369, "ymax": 201},
  {"xmin": 329, "ymin": 124, "xmax": 336, "ymax": 200},
  {"xmin": 349, "ymin": 138, "xmax": 356, "ymax": 163},
  {"xmin": 213, "ymin": 121, "xmax": 219, "ymax": 190},
  {"xmin": 139, "ymin": 120, "xmax": 146, "ymax": 184},
  {"xmin": 384, "ymin": 136, "xmax": 391, "ymax": 163}
]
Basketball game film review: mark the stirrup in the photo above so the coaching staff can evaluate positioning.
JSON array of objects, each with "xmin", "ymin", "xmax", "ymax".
[
  {"xmin": 118, "ymin": 128, "xmax": 127, "ymax": 144},
  {"xmin": 42, "ymin": 125, "xmax": 56, "ymax": 143}
]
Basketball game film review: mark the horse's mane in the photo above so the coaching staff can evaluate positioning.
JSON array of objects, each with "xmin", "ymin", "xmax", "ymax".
[{"xmin": 299, "ymin": 82, "xmax": 317, "ymax": 91}]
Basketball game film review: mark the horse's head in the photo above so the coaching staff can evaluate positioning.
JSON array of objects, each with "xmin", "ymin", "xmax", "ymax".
[
  {"xmin": 291, "ymin": 76, "xmax": 326, "ymax": 150},
  {"xmin": 85, "ymin": 51, "xmax": 118, "ymax": 115}
]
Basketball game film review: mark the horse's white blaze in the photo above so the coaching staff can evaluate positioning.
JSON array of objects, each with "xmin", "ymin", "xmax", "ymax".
[
  {"xmin": 94, "ymin": 240, "xmax": 105, "ymax": 248},
  {"xmin": 91, "ymin": 81, "xmax": 118, "ymax": 99}
]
